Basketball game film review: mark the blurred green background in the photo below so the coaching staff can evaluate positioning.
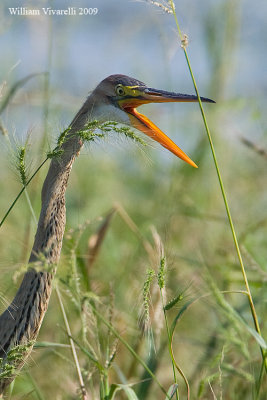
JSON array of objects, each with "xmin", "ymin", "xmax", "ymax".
[{"xmin": 0, "ymin": 0, "xmax": 266, "ymax": 398}]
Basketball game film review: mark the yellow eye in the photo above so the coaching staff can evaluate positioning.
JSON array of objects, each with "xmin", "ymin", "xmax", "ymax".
[{"xmin": 115, "ymin": 84, "xmax": 125, "ymax": 96}]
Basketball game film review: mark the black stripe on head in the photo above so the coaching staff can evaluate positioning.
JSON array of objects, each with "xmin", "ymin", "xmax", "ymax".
[{"xmin": 102, "ymin": 74, "xmax": 146, "ymax": 88}]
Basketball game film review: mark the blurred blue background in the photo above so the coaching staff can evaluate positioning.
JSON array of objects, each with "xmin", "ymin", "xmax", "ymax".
[{"xmin": 0, "ymin": 0, "xmax": 266, "ymax": 154}]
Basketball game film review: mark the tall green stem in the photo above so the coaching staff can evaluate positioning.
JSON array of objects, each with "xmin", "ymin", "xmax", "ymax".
[
  {"xmin": 169, "ymin": 0, "xmax": 266, "ymax": 372},
  {"xmin": 160, "ymin": 289, "xmax": 180, "ymax": 400},
  {"xmin": 0, "ymin": 158, "xmax": 48, "ymax": 228},
  {"xmin": 56, "ymin": 286, "xmax": 88, "ymax": 400}
]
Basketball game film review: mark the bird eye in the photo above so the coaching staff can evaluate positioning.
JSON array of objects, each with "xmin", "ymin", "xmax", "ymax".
[{"xmin": 115, "ymin": 85, "xmax": 125, "ymax": 96}]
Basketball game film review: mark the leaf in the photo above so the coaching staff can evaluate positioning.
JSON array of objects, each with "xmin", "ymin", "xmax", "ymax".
[
  {"xmin": 165, "ymin": 384, "xmax": 179, "ymax": 399},
  {"xmin": 34, "ymin": 341, "xmax": 71, "ymax": 349},
  {"xmin": 170, "ymin": 298, "xmax": 196, "ymax": 337},
  {"xmin": 238, "ymin": 317, "xmax": 267, "ymax": 350},
  {"xmin": 0, "ymin": 73, "xmax": 45, "ymax": 114},
  {"xmin": 206, "ymin": 272, "xmax": 267, "ymax": 350},
  {"xmin": 109, "ymin": 384, "xmax": 139, "ymax": 400},
  {"xmin": 87, "ymin": 208, "xmax": 116, "ymax": 269}
]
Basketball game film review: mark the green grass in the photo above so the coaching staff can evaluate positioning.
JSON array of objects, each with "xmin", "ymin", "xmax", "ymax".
[
  {"xmin": 0, "ymin": 0, "xmax": 267, "ymax": 399},
  {"xmin": 169, "ymin": 0, "xmax": 266, "ymax": 377}
]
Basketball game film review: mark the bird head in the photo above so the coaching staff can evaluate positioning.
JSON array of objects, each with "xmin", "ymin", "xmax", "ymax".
[{"xmin": 91, "ymin": 74, "xmax": 215, "ymax": 168}]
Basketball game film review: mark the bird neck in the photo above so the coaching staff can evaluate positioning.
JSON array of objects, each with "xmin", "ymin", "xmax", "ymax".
[{"xmin": 30, "ymin": 95, "xmax": 96, "ymax": 264}]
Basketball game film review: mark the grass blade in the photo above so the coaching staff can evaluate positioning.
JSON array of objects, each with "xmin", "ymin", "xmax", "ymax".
[
  {"xmin": 169, "ymin": 0, "xmax": 267, "ymax": 373},
  {"xmin": 0, "ymin": 73, "xmax": 45, "ymax": 115}
]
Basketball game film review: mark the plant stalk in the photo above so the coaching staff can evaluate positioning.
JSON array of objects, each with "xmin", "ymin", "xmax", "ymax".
[
  {"xmin": 169, "ymin": 0, "xmax": 266, "ymax": 372},
  {"xmin": 56, "ymin": 286, "xmax": 88, "ymax": 400},
  {"xmin": 0, "ymin": 158, "xmax": 48, "ymax": 228}
]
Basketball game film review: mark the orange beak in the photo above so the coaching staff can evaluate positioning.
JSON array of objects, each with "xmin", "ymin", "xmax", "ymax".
[{"xmin": 120, "ymin": 87, "xmax": 215, "ymax": 168}]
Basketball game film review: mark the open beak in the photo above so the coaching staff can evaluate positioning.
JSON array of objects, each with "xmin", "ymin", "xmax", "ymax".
[{"xmin": 120, "ymin": 87, "xmax": 215, "ymax": 168}]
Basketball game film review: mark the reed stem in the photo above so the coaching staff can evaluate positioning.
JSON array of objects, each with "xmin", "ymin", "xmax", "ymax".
[
  {"xmin": 0, "ymin": 158, "xmax": 48, "ymax": 228},
  {"xmin": 56, "ymin": 286, "xmax": 88, "ymax": 400},
  {"xmin": 169, "ymin": 0, "xmax": 267, "ymax": 372}
]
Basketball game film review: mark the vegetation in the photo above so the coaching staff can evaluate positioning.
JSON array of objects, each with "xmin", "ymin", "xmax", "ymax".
[{"xmin": 0, "ymin": 0, "xmax": 266, "ymax": 399}]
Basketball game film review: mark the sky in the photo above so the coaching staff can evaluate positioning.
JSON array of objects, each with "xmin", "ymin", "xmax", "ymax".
[{"xmin": 0, "ymin": 0, "xmax": 266, "ymax": 152}]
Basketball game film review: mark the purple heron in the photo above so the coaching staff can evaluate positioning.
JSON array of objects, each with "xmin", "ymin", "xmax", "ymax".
[{"xmin": 0, "ymin": 74, "xmax": 214, "ymax": 393}]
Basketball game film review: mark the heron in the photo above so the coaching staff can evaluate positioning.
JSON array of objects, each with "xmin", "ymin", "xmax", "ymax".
[{"xmin": 0, "ymin": 74, "xmax": 214, "ymax": 393}]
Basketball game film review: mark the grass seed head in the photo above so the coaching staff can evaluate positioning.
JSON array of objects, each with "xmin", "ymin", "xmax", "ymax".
[
  {"xmin": 158, "ymin": 256, "xmax": 166, "ymax": 289},
  {"xmin": 143, "ymin": 269, "xmax": 156, "ymax": 329},
  {"xmin": 145, "ymin": 0, "xmax": 173, "ymax": 14}
]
